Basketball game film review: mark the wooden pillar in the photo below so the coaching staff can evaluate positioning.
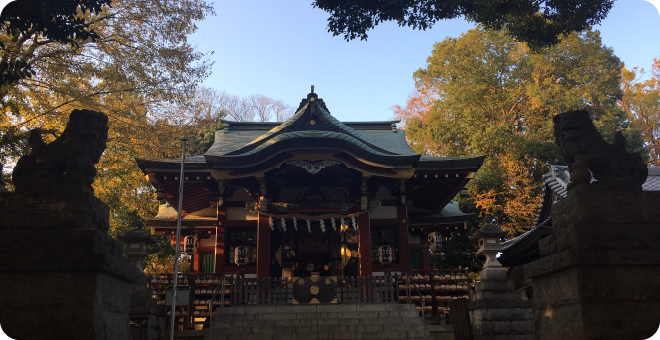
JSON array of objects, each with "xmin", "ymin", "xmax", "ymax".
[
  {"xmin": 358, "ymin": 213, "xmax": 372, "ymax": 276},
  {"xmin": 193, "ymin": 253, "xmax": 200, "ymax": 272},
  {"xmin": 397, "ymin": 204, "xmax": 411, "ymax": 273},
  {"xmin": 422, "ymin": 247, "xmax": 432, "ymax": 270},
  {"xmin": 215, "ymin": 201, "xmax": 227, "ymax": 273},
  {"xmin": 256, "ymin": 214, "xmax": 271, "ymax": 278},
  {"xmin": 215, "ymin": 225, "xmax": 225, "ymax": 273}
]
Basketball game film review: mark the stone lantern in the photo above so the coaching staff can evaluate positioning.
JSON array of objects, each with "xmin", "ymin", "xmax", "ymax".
[
  {"xmin": 118, "ymin": 220, "xmax": 156, "ymax": 272},
  {"xmin": 467, "ymin": 219, "xmax": 535, "ymax": 339},
  {"xmin": 118, "ymin": 220, "xmax": 166, "ymax": 340},
  {"xmin": 470, "ymin": 216, "xmax": 507, "ymax": 274}
]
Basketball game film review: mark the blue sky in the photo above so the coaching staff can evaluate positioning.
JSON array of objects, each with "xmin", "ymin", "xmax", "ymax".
[{"xmin": 190, "ymin": 0, "xmax": 660, "ymax": 122}]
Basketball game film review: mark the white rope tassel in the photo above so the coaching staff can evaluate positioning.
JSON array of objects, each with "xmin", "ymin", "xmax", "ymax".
[
  {"xmin": 331, "ymin": 218, "xmax": 336, "ymax": 231},
  {"xmin": 281, "ymin": 218, "xmax": 286, "ymax": 232},
  {"xmin": 307, "ymin": 220, "xmax": 312, "ymax": 233},
  {"xmin": 293, "ymin": 217, "xmax": 298, "ymax": 231},
  {"xmin": 351, "ymin": 216, "xmax": 357, "ymax": 230},
  {"xmin": 320, "ymin": 219, "xmax": 326, "ymax": 233},
  {"xmin": 269, "ymin": 216, "xmax": 274, "ymax": 231}
]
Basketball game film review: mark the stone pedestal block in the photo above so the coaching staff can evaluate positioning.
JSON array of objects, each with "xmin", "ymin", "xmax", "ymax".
[
  {"xmin": 470, "ymin": 278, "xmax": 535, "ymax": 340},
  {"xmin": 0, "ymin": 193, "xmax": 139, "ymax": 340},
  {"xmin": 470, "ymin": 299, "xmax": 535, "ymax": 340},
  {"xmin": 130, "ymin": 276, "xmax": 165, "ymax": 340},
  {"xmin": 525, "ymin": 185, "xmax": 660, "ymax": 340}
]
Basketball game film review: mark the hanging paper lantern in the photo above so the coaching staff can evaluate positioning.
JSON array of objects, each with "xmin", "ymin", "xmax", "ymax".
[
  {"xmin": 378, "ymin": 244, "xmax": 393, "ymax": 265},
  {"xmin": 428, "ymin": 232, "xmax": 443, "ymax": 252},
  {"xmin": 234, "ymin": 245, "xmax": 249, "ymax": 266},
  {"xmin": 184, "ymin": 235, "xmax": 198, "ymax": 254}
]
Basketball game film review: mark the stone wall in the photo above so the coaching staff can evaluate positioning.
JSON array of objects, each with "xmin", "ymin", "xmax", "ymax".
[{"xmin": 525, "ymin": 185, "xmax": 660, "ymax": 340}]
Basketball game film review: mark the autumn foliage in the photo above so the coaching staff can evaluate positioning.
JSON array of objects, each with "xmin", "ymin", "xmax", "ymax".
[
  {"xmin": 620, "ymin": 59, "xmax": 660, "ymax": 166},
  {"xmin": 394, "ymin": 28, "xmax": 646, "ymax": 236}
]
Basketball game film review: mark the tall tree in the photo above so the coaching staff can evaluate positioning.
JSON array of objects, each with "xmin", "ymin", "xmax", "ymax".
[
  {"xmin": 312, "ymin": 0, "xmax": 613, "ymax": 48},
  {"xmin": 0, "ymin": 0, "xmax": 215, "ymax": 238},
  {"xmin": 620, "ymin": 59, "xmax": 660, "ymax": 166},
  {"xmin": 0, "ymin": 0, "xmax": 113, "ymax": 86},
  {"xmin": 394, "ymin": 28, "xmax": 646, "ymax": 235}
]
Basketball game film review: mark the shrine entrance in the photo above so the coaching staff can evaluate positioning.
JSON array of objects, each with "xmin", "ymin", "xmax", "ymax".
[
  {"xmin": 272, "ymin": 218, "xmax": 359, "ymax": 279},
  {"xmin": 279, "ymin": 219, "xmax": 339, "ymax": 278}
]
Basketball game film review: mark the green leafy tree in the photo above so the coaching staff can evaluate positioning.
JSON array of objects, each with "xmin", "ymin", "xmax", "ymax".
[
  {"xmin": 312, "ymin": 0, "xmax": 613, "ymax": 47},
  {"xmin": 394, "ymin": 27, "xmax": 646, "ymax": 235},
  {"xmin": 431, "ymin": 225, "xmax": 483, "ymax": 272}
]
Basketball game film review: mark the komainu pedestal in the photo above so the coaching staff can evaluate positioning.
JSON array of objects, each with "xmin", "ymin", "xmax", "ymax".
[
  {"xmin": 0, "ymin": 110, "xmax": 139, "ymax": 340},
  {"xmin": 525, "ymin": 186, "xmax": 660, "ymax": 339},
  {"xmin": 525, "ymin": 110, "xmax": 660, "ymax": 340}
]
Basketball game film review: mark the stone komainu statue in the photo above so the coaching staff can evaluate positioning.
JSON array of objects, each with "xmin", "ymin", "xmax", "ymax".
[
  {"xmin": 553, "ymin": 109, "xmax": 648, "ymax": 190},
  {"xmin": 12, "ymin": 109, "xmax": 108, "ymax": 194}
]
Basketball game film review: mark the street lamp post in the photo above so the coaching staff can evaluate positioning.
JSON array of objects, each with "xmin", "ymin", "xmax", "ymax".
[{"xmin": 169, "ymin": 138, "xmax": 187, "ymax": 340}]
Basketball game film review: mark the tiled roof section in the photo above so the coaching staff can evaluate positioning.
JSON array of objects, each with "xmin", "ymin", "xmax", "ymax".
[
  {"xmin": 205, "ymin": 130, "xmax": 266, "ymax": 156},
  {"xmin": 408, "ymin": 200, "xmax": 476, "ymax": 224},
  {"xmin": 354, "ymin": 130, "xmax": 417, "ymax": 156},
  {"xmin": 546, "ymin": 165, "xmax": 660, "ymax": 197},
  {"xmin": 502, "ymin": 165, "xmax": 660, "ymax": 253},
  {"xmin": 501, "ymin": 216, "xmax": 551, "ymax": 250},
  {"xmin": 417, "ymin": 155, "xmax": 486, "ymax": 170},
  {"xmin": 138, "ymin": 91, "xmax": 484, "ymax": 171},
  {"xmin": 207, "ymin": 121, "xmax": 412, "ymax": 157},
  {"xmin": 546, "ymin": 165, "xmax": 570, "ymax": 199},
  {"xmin": 204, "ymin": 98, "xmax": 406, "ymax": 159},
  {"xmin": 643, "ymin": 167, "xmax": 660, "ymax": 191},
  {"xmin": 235, "ymin": 130, "xmax": 395, "ymax": 157},
  {"xmin": 442, "ymin": 200, "xmax": 472, "ymax": 218},
  {"xmin": 315, "ymin": 104, "xmax": 396, "ymax": 154}
]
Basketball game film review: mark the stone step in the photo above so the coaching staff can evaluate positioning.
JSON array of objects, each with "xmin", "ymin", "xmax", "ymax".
[
  {"xmin": 214, "ymin": 322, "xmax": 427, "ymax": 334},
  {"xmin": 217, "ymin": 310, "xmax": 419, "ymax": 322},
  {"xmin": 212, "ymin": 333, "xmax": 434, "ymax": 340},
  {"xmin": 215, "ymin": 316, "xmax": 423, "ymax": 328},
  {"xmin": 214, "ymin": 317, "xmax": 424, "ymax": 329},
  {"xmin": 206, "ymin": 304, "xmax": 432, "ymax": 340},
  {"xmin": 217, "ymin": 304, "xmax": 415, "ymax": 315}
]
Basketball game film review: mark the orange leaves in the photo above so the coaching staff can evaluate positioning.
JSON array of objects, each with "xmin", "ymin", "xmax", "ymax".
[
  {"xmin": 471, "ymin": 154, "xmax": 543, "ymax": 236},
  {"xmin": 391, "ymin": 79, "xmax": 439, "ymax": 125},
  {"xmin": 620, "ymin": 59, "xmax": 660, "ymax": 166}
]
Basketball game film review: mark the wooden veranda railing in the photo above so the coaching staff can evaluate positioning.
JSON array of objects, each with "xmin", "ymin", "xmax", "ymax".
[{"xmin": 228, "ymin": 275, "xmax": 398, "ymax": 305}]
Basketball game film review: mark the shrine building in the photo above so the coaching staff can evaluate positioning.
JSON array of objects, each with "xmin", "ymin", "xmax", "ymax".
[{"xmin": 137, "ymin": 89, "xmax": 484, "ymax": 278}]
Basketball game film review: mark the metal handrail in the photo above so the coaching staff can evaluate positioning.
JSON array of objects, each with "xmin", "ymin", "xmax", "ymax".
[
  {"xmin": 403, "ymin": 273, "xmax": 427, "ymax": 330},
  {"xmin": 208, "ymin": 276, "xmax": 227, "ymax": 340}
]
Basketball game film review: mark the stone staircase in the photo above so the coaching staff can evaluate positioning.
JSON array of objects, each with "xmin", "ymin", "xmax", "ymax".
[{"xmin": 205, "ymin": 303, "xmax": 434, "ymax": 340}]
